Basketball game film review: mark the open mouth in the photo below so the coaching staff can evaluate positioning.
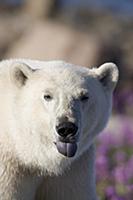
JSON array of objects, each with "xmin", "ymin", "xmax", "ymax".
[{"xmin": 55, "ymin": 141, "xmax": 77, "ymax": 157}]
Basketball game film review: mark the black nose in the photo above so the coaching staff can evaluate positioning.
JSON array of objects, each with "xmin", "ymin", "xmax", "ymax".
[{"xmin": 56, "ymin": 122, "xmax": 78, "ymax": 137}]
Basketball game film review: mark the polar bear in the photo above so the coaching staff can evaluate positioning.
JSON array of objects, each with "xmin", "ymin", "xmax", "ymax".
[{"xmin": 0, "ymin": 59, "xmax": 118, "ymax": 200}]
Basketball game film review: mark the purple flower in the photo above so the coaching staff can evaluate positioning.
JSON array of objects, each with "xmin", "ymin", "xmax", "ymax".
[
  {"xmin": 113, "ymin": 166, "xmax": 126, "ymax": 184},
  {"xmin": 111, "ymin": 197, "xmax": 125, "ymax": 200},
  {"xmin": 96, "ymin": 154, "xmax": 108, "ymax": 179},
  {"xmin": 96, "ymin": 115, "xmax": 133, "ymax": 199},
  {"xmin": 127, "ymin": 184, "xmax": 133, "ymax": 192},
  {"xmin": 105, "ymin": 186, "xmax": 116, "ymax": 197}
]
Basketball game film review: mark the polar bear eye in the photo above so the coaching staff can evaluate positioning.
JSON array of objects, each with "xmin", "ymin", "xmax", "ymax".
[
  {"xmin": 44, "ymin": 94, "xmax": 53, "ymax": 101},
  {"xmin": 80, "ymin": 95, "xmax": 89, "ymax": 102}
]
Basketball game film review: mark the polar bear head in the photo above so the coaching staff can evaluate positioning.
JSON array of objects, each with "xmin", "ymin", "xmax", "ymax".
[{"xmin": 10, "ymin": 60, "xmax": 118, "ymax": 175}]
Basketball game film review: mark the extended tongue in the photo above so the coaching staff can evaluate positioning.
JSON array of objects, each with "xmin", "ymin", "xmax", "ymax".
[{"xmin": 56, "ymin": 141, "xmax": 77, "ymax": 157}]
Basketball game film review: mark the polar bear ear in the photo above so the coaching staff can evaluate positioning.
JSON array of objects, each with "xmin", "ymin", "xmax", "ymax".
[
  {"xmin": 10, "ymin": 62, "xmax": 34, "ymax": 87},
  {"xmin": 95, "ymin": 62, "xmax": 119, "ymax": 91}
]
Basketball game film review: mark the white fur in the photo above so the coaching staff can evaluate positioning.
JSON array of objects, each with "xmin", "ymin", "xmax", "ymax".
[{"xmin": 0, "ymin": 59, "xmax": 119, "ymax": 200}]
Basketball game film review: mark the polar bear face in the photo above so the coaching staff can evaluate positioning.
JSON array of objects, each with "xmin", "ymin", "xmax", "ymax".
[{"xmin": 10, "ymin": 61, "xmax": 118, "ymax": 175}]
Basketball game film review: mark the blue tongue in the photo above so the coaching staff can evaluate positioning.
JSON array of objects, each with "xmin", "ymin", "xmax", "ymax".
[{"xmin": 56, "ymin": 141, "xmax": 77, "ymax": 157}]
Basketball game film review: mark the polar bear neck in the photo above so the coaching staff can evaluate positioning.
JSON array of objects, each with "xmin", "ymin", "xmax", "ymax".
[
  {"xmin": 37, "ymin": 144, "xmax": 98, "ymax": 200},
  {"xmin": 0, "ymin": 148, "xmax": 42, "ymax": 200},
  {"xmin": 0, "ymin": 143, "xmax": 97, "ymax": 200}
]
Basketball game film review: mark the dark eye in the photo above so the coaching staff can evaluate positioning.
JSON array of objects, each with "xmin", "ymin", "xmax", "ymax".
[
  {"xmin": 80, "ymin": 95, "xmax": 89, "ymax": 102},
  {"xmin": 44, "ymin": 94, "xmax": 53, "ymax": 101}
]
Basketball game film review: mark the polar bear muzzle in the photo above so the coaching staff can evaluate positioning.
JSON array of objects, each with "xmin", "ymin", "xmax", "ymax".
[{"xmin": 55, "ymin": 122, "xmax": 78, "ymax": 157}]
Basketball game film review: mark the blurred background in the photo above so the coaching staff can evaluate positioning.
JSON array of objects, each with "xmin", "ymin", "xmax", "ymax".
[{"xmin": 0, "ymin": 0, "xmax": 132, "ymax": 199}]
